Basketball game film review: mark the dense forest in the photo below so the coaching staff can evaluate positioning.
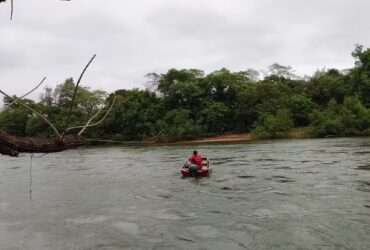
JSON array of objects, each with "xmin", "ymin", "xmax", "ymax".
[{"xmin": 2, "ymin": 46, "xmax": 370, "ymax": 142}]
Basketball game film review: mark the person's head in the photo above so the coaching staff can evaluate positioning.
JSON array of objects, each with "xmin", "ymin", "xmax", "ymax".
[{"xmin": 193, "ymin": 150, "xmax": 198, "ymax": 155}]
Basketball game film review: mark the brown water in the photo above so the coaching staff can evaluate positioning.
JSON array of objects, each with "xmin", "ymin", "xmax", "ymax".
[{"xmin": 1, "ymin": 138, "xmax": 370, "ymax": 250}]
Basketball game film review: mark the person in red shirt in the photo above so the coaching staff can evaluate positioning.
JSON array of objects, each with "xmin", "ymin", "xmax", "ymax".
[{"xmin": 189, "ymin": 150, "xmax": 203, "ymax": 169}]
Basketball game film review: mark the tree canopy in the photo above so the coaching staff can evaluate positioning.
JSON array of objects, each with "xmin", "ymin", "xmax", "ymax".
[{"xmin": 2, "ymin": 46, "xmax": 370, "ymax": 141}]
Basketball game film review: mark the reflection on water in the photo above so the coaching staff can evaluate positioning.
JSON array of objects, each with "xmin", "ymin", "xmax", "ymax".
[{"xmin": 1, "ymin": 137, "xmax": 370, "ymax": 250}]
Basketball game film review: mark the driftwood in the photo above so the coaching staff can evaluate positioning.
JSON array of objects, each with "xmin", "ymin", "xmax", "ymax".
[
  {"xmin": 0, "ymin": 3, "xmax": 112, "ymax": 157},
  {"xmin": 0, "ymin": 130, "xmax": 84, "ymax": 157},
  {"xmin": 0, "ymin": 55, "xmax": 115, "ymax": 157},
  {"xmin": 5, "ymin": 77, "xmax": 46, "ymax": 110}
]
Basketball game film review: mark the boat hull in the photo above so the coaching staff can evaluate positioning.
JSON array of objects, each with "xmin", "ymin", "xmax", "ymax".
[{"xmin": 181, "ymin": 167, "xmax": 211, "ymax": 178}]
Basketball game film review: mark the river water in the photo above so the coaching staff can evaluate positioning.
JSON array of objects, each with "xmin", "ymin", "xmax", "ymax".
[{"xmin": 1, "ymin": 138, "xmax": 370, "ymax": 250}]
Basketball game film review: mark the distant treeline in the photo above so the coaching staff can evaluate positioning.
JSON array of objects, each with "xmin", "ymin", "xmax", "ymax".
[{"xmin": 2, "ymin": 45, "xmax": 370, "ymax": 141}]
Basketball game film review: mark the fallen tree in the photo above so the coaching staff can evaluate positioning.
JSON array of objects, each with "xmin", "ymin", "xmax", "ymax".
[
  {"xmin": 0, "ymin": 2, "xmax": 113, "ymax": 157},
  {"xmin": 0, "ymin": 131, "xmax": 83, "ymax": 157},
  {"xmin": 0, "ymin": 55, "xmax": 115, "ymax": 157}
]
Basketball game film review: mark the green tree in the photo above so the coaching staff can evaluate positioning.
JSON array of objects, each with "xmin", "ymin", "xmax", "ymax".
[
  {"xmin": 0, "ymin": 107, "xmax": 30, "ymax": 136},
  {"xmin": 199, "ymin": 102, "xmax": 230, "ymax": 133},
  {"xmin": 288, "ymin": 95, "xmax": 315, "ymax": 127},
  {"xmin": 311, "ymin": 99, "xmax": 344, "ymax": 137},
  {"xmin": 349, "ymin": 45, "xmax": 370, "ymax": 107},
  {"xmin": 159, "ymin": 109, "xmax": 202, "ymax": 141},
  {"xmin": 341, "ymin": 96, "xmax": 370, "ymax": 134},
  {"xmin": 305, "ymin": 69, "xmax": 348, "ymax": 106},
  {"xmin": 103, "ymin": 89, "xmax": 163, "ymax": 140},
  {"xmin": 234, "ymin": 83, "xmax": 258, "ymax": 131},
  {"xmin": 255, "ymin": 109, "xmax": 294, "ymax": 139}
]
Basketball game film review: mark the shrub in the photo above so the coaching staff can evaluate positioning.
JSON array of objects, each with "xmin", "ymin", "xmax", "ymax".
[{"xmin": 255, "ymin": 109, "xmax": 294, "ymax": 139}]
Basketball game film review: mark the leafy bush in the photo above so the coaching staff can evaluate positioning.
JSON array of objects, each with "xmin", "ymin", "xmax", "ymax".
[
  {"xmin": 289, "ymin": 95, "xmax": 315, "ymax": 127},
  {"xmin": 255, "ymin": 109, "xmax": 294, "ymax": 139},
  {"xmin": 198, "ymin": 102, "xmax": 230, "ymax": 133},
  {"xmin": 311, "ymin": 96, "xmax": 370, "ymax": 137},
  {"xmin": 0, "ymin": 108, "xmax": 29, "ymax": 136},
  {"xmin": 310, "ymin": 111, "xmax": 344, "ymax": 137},
  {"xmin": 159, "ymin": 109, "xmax": 202, "ymax": 141}
]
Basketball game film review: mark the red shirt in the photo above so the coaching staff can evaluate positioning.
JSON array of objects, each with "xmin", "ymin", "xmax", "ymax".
[{"xmin": 189, "ymin": 154, "xmax": 203, "ymax": 169}]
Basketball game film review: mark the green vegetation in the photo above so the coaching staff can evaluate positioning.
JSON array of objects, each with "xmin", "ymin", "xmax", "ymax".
[{"xmin": 2, "ymin": 46, "xmax": 370, "ymax": 141}]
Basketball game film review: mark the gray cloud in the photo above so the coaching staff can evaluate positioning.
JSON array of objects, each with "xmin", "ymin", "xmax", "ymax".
[{"xmin": 1, "ymin": 0, "xmax": 370, "ymax": 102}]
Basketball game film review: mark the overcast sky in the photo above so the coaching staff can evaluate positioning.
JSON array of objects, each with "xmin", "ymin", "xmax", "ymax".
[{"xmin": 1, "ymin": 0, "xmax": 370, "ymax": 100}]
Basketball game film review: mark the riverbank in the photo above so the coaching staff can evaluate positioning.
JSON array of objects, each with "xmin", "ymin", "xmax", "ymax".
[
  {"xmin": 170, "ymin": 128, "xmax": 312, "ymax": 145},
  {"xmin": 86, "ymin": 133, "xmax": 256, "ymax": 146},
  {"xmin": 86, "ymin": 128, "xmax": 315, "ymax": 146},
  {"xmin": 171, "ymin": 133, "xmax": 256, "ymax": 145}
]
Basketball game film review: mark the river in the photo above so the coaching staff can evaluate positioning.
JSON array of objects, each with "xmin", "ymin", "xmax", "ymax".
[{"xmin": 1, "ymin": 138, "xmax": 370, "ymax": 250}]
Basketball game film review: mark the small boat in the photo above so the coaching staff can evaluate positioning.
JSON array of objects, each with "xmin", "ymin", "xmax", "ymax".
[{"xmin": 181, "ymin": 158, "xmax": 212, "ymax": 178}]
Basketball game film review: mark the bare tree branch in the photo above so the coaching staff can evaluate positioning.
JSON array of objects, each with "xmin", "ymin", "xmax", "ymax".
[
  {"xmin": 10, "ymin": 0, "xmax": 13, "ymax": 20},
  {"xmin": 3, "ymin": 0, "xmax": 72, "ymax": 20},
  {"xmin": 5, "ymin": 77, "xmax": 46, "ymax": 109},
  {"xmin": 64, "ymin": 96, "xmax": 116, "ymax": 135},
  {"xmin": 65, "ymin": 54, "xmax": 97, "ymax": 130},
  {"xmin": 76, "ymin": 108, "xmax": 104, "ymax": 135},
  {"xmin": 0, "ymin": 89, "xmax": 61, "ymax": 138},
  {"xmin": 78, "ymin": 96, "xmax": 116, "ymax": 136}
]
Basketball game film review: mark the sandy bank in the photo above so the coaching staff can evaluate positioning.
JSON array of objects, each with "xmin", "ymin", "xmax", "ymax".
[{"xmin": 172, "ymin": 133, "xmax": 256, "ymax": 145}]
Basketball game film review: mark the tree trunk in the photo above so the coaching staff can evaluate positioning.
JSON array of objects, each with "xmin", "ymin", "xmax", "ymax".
[{"xmin": 0, "ymin": 130, "xmax": 84, "ymax": 157}]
